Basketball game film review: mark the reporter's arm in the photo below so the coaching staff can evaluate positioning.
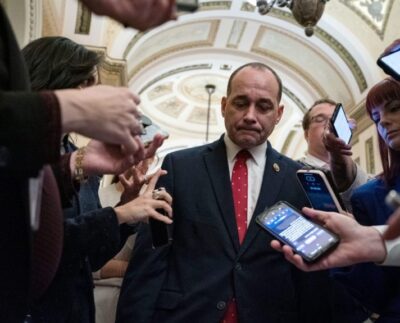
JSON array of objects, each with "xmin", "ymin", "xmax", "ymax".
[{"xmin": 0, "ymin": 91, "xmax": 61, "ymax": 176}]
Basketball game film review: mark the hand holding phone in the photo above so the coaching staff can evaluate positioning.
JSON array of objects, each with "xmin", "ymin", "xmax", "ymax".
[
  {"xmin": 149, "ymin": 187, "xmax": 172, "ymax": 248},
  {"xmin": 256, "ymin": 201, "xmax": 339, "ymax": 263},
  {"xmin": 330, "ymin": 103, "xmax": 352, "ymax": 145}
]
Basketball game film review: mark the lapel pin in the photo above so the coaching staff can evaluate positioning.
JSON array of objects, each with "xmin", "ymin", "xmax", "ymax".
[{"xmin": 273, "ymin": 163, "xmax": 280, "ymax": 172}]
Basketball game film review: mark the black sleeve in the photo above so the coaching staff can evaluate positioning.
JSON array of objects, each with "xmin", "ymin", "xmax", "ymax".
[
  {"xmin": 0, "ymin": 91, "xmax": 61, "ymax": 177},
  {"xmin": 61, "ymin": 207, "xmax": 121, "ymax": 272}
]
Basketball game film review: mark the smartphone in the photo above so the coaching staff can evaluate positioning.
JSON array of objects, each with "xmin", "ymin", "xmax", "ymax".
[
  {"xmin": 140, "ymin": 124, "xmax": 169, "ymax": 147},
  {"xmin": 377, "ymin": 48, "xmax": 400, "ymax": 81},
  {"xmin": 296, "ymin": 169, "xmax": 346, "ymax": 214},
  {"xmin": 149, "ymin": 215, "xmax": 171, "ymax": 248},
  {"xmin": 256, "ymin": 201, "xmax": 339, "ymax": 263},
  {"xmin": 176, "ymin": 0, "xmax": 199, "ymax": 12},
  {"xmin": 330, "ymin": 103, "xmax": 352, "ymax": 144}
]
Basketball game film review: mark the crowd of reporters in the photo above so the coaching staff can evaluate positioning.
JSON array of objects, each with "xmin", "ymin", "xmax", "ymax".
[{"xmin": 2, "ymin": 0, "xmax": 400, "ymax": 322}]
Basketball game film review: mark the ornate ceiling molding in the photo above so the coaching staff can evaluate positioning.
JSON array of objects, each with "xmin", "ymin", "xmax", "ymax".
[
  {"xmin": 227, "ymin": 20, "xmax": 247, "ymax": 48},
  {"xmin": 252, "ymin": 27, "xmax": 329, "ymax": 99},
  {"xmin": 268, "ymin": 8, "xmax": 368, "ymax": 93},
  {"xmin": 75, "ymin": 1, "xmax": 91, "ymax": 34},
  {"xmin": 87, "ymin": 46, "xmax": 127, "ymax": 86},
  {"xmin": 339, "ymin": 0, "xmax": 394, "ymax": 40},
  {"xmin": 199, "ymin": 1, "xmax": 232, "ymax": 11},
  {"xmin": 42, "ymin": 0, "xmax": 62, "ymax": 36},
  {"xmin": 139, "ymin": 64, "xmax": 213, "ymax": 94},
  {"xmin": 127, "ymin": 20, "xmax": 220, "ymax": 80}
]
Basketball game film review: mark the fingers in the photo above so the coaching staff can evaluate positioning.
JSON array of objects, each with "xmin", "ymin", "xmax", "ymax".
[
  {"xmin": 145, "ymin": 135, "xmax": 165, "ymax": 159},
  {"xmin": 120, "ymin": 136, "xmax": 141, "ymax": 155},
  {"xmin": 149, "ymin": 209, "xmax": 173, "ymax": 224},
  {"xmin": 301, "ymin": 207, "xmax": 330, "ymax": 225},
  {"xmin": 270, "ymin": 240, "xmax": 283, "ymax": 252},
  {"xmin": 151, "ymin": 199, "xmax": 173, "ymax": 219},
  {"xmin": 144, "ymin": 169, "xmax": 164, "ymax": 192},
  {"xmin": 126, "ymin": 91, "xmax": 141, "ymax": 112}
]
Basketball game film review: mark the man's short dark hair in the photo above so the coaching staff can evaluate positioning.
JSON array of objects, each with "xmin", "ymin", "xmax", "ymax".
[
  {"xmin": 226, "ymin": 62, "xmax": 283, "ymax": 102},
  {"xmin": 302, "ymin": 98, "xmax": 337, "ymax": 131}
]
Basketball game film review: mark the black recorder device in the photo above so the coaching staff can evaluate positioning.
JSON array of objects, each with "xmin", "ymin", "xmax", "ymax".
[
  {"xmin": 296, "ymin": 169, "xmax": 347, "ymax": 214},
  {"xmin": 256, "ymin": 201, "xmax": 339, "ymax": 263}
]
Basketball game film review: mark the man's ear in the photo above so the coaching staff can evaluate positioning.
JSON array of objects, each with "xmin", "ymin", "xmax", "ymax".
[
  {"xmin": 221, "ymin": 97, "xmax": 227, "ymax": 117},
  {"xmin": 276, "ymin": 104, "xmax": 284, "ymax": 123}
]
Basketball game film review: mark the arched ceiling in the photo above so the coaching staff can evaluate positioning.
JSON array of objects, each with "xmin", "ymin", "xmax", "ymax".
[{"xmin": 6, "ymin": 0, "xmax": 400, "ymax": 158}]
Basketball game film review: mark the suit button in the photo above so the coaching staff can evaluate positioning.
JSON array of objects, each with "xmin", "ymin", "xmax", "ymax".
[
  {"xmin": 216, "ymin": 301, "xmax": 226, "ymax": 311},
  {"xmin": 235, "ymin": 263, "xmax": 242, "ymax": 271}
]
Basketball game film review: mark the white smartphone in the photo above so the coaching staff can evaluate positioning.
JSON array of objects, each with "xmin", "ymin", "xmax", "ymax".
[
  {"xmin": 296, "ymin": 169, "xmax": 346, "ymax": 214},
  {"xmin": 330, "ymin": 103, "xmax": 352, "ymax": 145},
  {"xmin": 377, "ymin": 48, "xmax": 400, "ymax": 82},
  {"xmin": 256, "ymin": 201, "xmax": 339, "ymax": 263}
]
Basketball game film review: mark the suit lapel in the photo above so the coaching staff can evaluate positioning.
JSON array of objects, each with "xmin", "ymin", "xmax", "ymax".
[
  {"xmin": 204, "ymin": 138, "xmax": 240, "ymax": 252},
  {"xmin": 238, "ymin": 144, "xmax": 287, "ymax": 257}
]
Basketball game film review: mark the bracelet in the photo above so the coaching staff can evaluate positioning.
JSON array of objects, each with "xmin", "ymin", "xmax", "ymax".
[{"xmin": 74, "ymin": 147, "xmax": 87, "ymax": 183}]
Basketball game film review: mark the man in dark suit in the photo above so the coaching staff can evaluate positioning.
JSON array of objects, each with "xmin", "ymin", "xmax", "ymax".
[{"xmin": 116, "ymin": 62, "xmax": 343, "ymax": 323}]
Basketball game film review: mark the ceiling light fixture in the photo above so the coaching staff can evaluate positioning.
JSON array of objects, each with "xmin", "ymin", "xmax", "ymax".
[
  {"xmin": 205, "ymin": 84, "xmax": 216, "ymax": 143},
  {"xmin": 256, "ymin": 0, "xmax": 330, "ymax": 37}
]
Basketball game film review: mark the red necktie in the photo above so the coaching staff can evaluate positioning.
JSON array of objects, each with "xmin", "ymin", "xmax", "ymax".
[{"xmin": 222, "ymin": 150, "xmax": 251, "ymax": 323}]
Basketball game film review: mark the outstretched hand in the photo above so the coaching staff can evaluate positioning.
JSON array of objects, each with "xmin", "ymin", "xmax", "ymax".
[
  {"xmin": 270, "ymin": 207, "xmax": 387, "ymax": 271},
  {"xmin": 114, "ymin": 169, "xmax": 173, "ymax": 225}
]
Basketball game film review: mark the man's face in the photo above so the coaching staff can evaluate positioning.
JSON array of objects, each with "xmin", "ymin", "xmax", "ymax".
[
  {"xmin": 221, "ymin": 67, "xmax": 284, "ymax": 149},
  {"xmin": 304, "ymin": 103, "xmax": 336, "ymax": 156}
]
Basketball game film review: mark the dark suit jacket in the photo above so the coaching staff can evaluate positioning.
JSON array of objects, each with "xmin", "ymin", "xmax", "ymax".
[
  {"xmin": 0, "ymin": 6, "xmax": 60, "ymax": 322},
  {"xmin": 334, "ymin": 178, "xmax": 400, "ymax": 322},
  {"xmin": 117, "ymin": 138, "xmax": 339, "ymax": 323}
]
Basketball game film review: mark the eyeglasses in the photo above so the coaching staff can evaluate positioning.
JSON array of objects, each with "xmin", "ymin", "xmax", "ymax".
[{"xmin": 310, "ymin": 114, "xmax": 330, "ymax": 124}]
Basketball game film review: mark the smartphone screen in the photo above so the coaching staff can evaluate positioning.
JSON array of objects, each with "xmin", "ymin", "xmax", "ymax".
[
  {"xmin": 378, "ymin": 49, "xmax": 400, "ymax": 81},
  {"xmin": 256, "ymin": 201, "xmax": 339, "ymax": 262},
  {"xmin": 296, "ymin": 170, "xmax": 345, "ymax": 213},
  {"xmin": 331, "ymin": 104, "xmax": 352, "ymax": 144}
]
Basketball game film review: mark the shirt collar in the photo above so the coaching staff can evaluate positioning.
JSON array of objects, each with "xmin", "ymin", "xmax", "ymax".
[
  {"xmin": 304, "ymin": 153, "xmax": 329, "ymax": 169},
  {"xmin": 224, "ymin": 134, "xmax": 267, "ymax": 166}
]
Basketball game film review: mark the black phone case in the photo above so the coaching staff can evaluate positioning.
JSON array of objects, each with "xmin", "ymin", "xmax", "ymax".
[
  {"xmin": 149, "ymin": 215, "xmax": 171, "ymax": 248},
  {"xmin": 377, "ymin": 49, "xmax": 400, "ymax": 82}
]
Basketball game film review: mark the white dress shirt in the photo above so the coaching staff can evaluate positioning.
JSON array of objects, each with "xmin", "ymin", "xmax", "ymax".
[{"xmin": 224, "ymin": 134, "xmax": 267, "ymax": 226}]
